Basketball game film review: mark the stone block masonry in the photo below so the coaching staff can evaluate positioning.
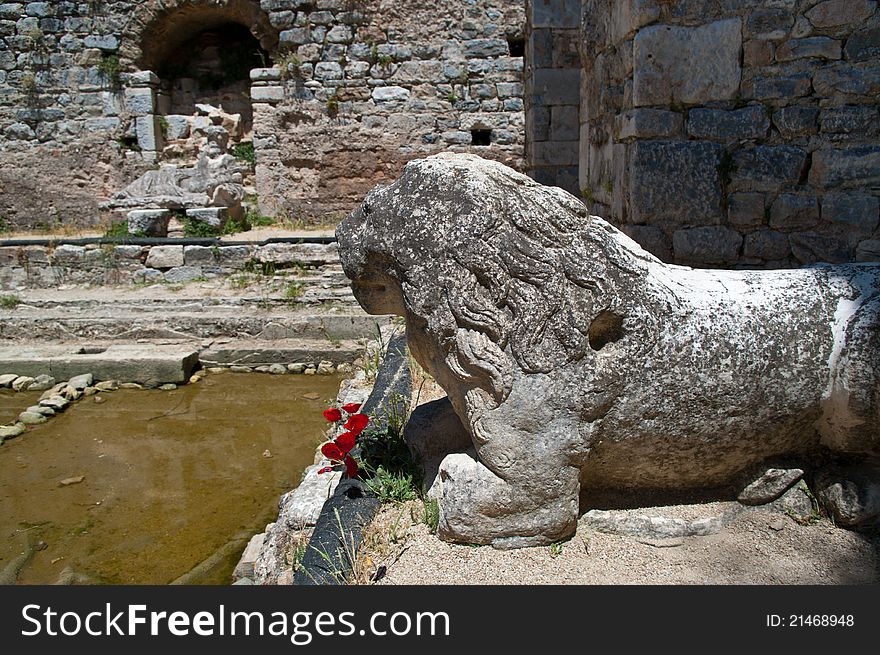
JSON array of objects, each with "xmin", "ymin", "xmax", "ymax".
[
  {"xmin": 525, "ymin": 0, "xmax": 582, "ymax": 195},
  {"xmin": 580, "ymin": 0, "xmax": 880, "ymax": 268},
  {"xmin": 0, "ymin": 0, "xmax": 526, "ymax": 229}
]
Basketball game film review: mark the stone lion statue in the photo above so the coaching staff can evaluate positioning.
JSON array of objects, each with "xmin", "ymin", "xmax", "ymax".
[{"xmin": 336, "ymin": 153, "xmax": 880, "ymax": 548}]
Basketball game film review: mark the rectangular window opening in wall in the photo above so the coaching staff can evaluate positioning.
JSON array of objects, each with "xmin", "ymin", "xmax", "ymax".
[
  {"xmin": 471, "ymin": 129, "xmax": 492, "ymax": 146},
  {"xmin": 507, "ymin": 36, "xmax": 525, "ymax": 58}
]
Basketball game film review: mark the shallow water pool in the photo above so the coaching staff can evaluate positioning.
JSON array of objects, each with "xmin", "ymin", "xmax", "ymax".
[{"xmin": 0, "ymin": 373, "xmax": 343, "ymax": 584}]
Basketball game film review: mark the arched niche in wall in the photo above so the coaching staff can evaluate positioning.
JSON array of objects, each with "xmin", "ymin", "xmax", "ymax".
[{"xmin": 120, "ymin": 0, "xmax": 278, "ymax": 133}]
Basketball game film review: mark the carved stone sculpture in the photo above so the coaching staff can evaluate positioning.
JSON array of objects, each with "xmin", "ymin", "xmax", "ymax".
[{"xmin": 337, "ymin": 153, "xmax": 880, "ymax": 548}]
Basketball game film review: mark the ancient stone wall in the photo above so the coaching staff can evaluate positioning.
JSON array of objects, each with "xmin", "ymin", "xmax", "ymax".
[
  {"xmin": 0, "ymin": 0, "xmax": 526, "ymax": 229},
  {"xmin": 524, "ymin": 0, "xmax": 581, "ymax": 195},
  {"xmin": 251, "ymin": 0, "xmax": 526, "ymax": 220},
  {"xmin": 580, "ymin": 0, "xmax": 880, "ymax": 267}
]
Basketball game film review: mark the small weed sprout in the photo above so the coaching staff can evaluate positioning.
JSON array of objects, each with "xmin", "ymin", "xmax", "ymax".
[
  {"xmin": 0, "ymin": 294, "xmax": 22, "ymax": 309},
  {"xmin": 98, "ymin": 54, "xmax": 122, "ymax": 88},
  {"xmin": 231, "ymin": 142, "xmax": 256, "ymax": 167},
  {"xmin": 284, "ymin": 280, "xmax": 305, "ymax": 301},
  {"xmin": 422, "ymin": 498, "xmax": 440, "ymax": 533}
]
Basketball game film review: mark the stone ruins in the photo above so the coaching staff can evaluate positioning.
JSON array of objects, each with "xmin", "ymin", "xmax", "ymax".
[
  {"xmin": 0, "ymin": 1, "xmax": 874, "ymax": 267},
  {"xmin": 337, "ymin": 153, "xmax": 880, "ymax": 547}
]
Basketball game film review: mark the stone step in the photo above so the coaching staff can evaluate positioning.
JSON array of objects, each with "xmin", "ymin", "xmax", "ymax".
[
  {"xmin": 0, "ymin": 343, "xmax": 199, "ymax": 384},
  {"xmin": 0, "ymin": 311, "xmax": 391, "ymax": 342},
  {"xmin": 199, "ymin": 338, "xmax": 364, "ymax": 367}
]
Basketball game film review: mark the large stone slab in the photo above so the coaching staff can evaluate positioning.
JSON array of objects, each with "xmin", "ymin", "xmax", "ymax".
[
  {"xmin": 0, "ymin": 344, "xmax": 199, "ymax": 384},
  {"xmin": 633, "ymin": 19, "xmax": 742, "ymax": 106},
  {"xmin": 336, "ymin": 153, "xmax": 880, "ymax": 548},
  {"xmin": 629, "ymin": 140, "xmax": 723, "ymax": 224}
]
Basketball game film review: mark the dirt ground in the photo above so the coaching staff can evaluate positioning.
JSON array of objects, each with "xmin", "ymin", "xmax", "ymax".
[
  {"xmin": 358, "ymin": 499, "xmax": 878, "ymax": 585},
  {"xmin": 358, "ymin": 378, "xmax": 880, "ymax": 585}
]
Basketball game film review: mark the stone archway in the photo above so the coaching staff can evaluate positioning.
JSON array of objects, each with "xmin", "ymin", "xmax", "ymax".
[{"xmin": 119, "ymin": 0, "xmax": 278, "ymax": 72}]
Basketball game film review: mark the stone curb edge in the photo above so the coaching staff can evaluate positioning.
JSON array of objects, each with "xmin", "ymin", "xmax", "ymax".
[{"xmin": 292, "ymin": 332, "xmax": 412, "ymax": 585}]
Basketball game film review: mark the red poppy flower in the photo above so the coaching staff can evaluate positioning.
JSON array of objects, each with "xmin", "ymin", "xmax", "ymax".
[
  {"xmin": 335, "ymin": 430, "xmax": 358, "ymax": 453},
  {"xmin": 343, "ymin": 413, "xmax": 369, "ymax": 434},
  {"xmin": 321, "ymin": 441, "xmax": 344, "ymax": 461},
  {"xmin": 343, "ymin": 454, "xmax": 359, "ymax": 478},
  {"xmin": 342, "ymin": 402, "xmax": 362, "ymax": 414},
  {"xmin": 317, "ymin": 466, "xmax": 334, "ymax": 475},
  {"xmin": 322, "ymin": 407, "xmax": 342, "ymax": 422}
]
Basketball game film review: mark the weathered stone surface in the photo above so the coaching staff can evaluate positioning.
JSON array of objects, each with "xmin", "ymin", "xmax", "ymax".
[
  {"xmin": 629, "ymin": 140, "xmax": 722, "ymax": 224},
  {"xmin": 775, "ymin": 37, "xmax": 841, "ymax": 61},
  {"xmin": 183, "ymin": 246, "xmax": 216, "ymax": 266},
  {"xmin": 67, "ymin": 373, "xmax": 93, "ymax": 390},
  {"xmin": 0, "ymin": 374, "xmax": 19, "ymax": 388},
  {"xmin": 790, "ymin": 233, "xmax": 852, "ymax": 263},
  {"xmin": 145, "ymin": 246, "xmax": 185, "ymax": 269},
  {"xmin": 747, "ymin": 72, "xmax": 813, "ymax": 100},
  {"xmin": 769, "ymin": 194, "xmax": 820, "ymax": 230},
  {"xmin": 728, "ymin": 192, "xmax": 766, "ymax": 228},
  {"xmin": 39, "ymin": 396, "xmax": 69, "ymax": 411},
  {"xmin": 687, "ymin": 106, "xmax": 770, "ymax": 141},
  {"xmin": 743, "ymin": 231, "xmax": 791, "ymax": 260},
  {"xmin": 844, "ymin": 26, "xmax": 880, "ymax": 62},
  {"xmin": 615, "ymin": 109, "xmax": 683, "ymax": 141},
  {"xmin": 813, "ymin": 61, "xmax": 880, "ymax": 98},
  {"xmin": 127, "ymin": 209, "xmax": 170, "ymax": 237},
  {"xmin": 11, "ymin": 376, "xmax": 34, "ymax": 391},
  {"xmin": 620, "ymin": 225, "xmax": 673, "ymax": 263},
  {"xmin": 371, "ymin": 86, "xmax": 410, "ymax": 103},
  {"xmin": 18, "ymin": 411, "xmax": 47, "ymax": 425},
  {"xmin": 805, "ymin": 0, "xmax": 876, "ymax": 28},
  {"xmin": 673, "ymin": 226, "xmax": 743, "ymax": 265},
  {"xmin": 255, "ymin": 243, "xmax": 339, "ymax": 266},
  {"xmin": 809, "ymin": 145, "xmax": 880, "ymax": 187},
  {"xmin": 0, "ymin": 423, "xmax": 25, "ymax": 439},
  {"xmin": 582, "ymin": 509, "xmax": 725, "ymax": 539},
  {"xmin": 28, "ymin": 405, "xmax": 55, "ymax": 417},
  {"xmin": 232, "ymin": 532, "xmax": 265, "ymax": 581},
  {"xmin": 772, "ymin": 106, "xmax": 819, "ymax": 137},
  {"xmin": 251, "ymin": 86, "xmax": 284, "ymax": 103},
  {"xmin": 27, "ymin": 374, "xmax": 55, "ymax": 391},
  {"xmin": 745, "ymin": 7, "xmax": 794, "ymax": 40},
  {"xmin": 186, "ymin": 207, "xmax": 228, "ymax": 229},
  {"xmin": 822, "ymin": 192, "xmax": 879, "ymax": 234},
  {"xmin": 820, "ymin": 106, "xmax": 879, "ymax": 135},
  {"xmin": 815, "ymin": 462, "xmax": 880, "ymax": 528},
  {"xmin": 337, "ymin": 153, "xmax": 880, "ymax": 547},
  {"xmin": 163, "ymin": 266, "xmax": 204, "ymax": 284},
  {"xmin": 738, "ymin": 468, "xmax": 804, "ymax": 505},
  {"xmin": 733, "ymin": 146, "xmax": 809, "ymax": 191},
  {"xmin": 633, "ymin": 19, "xmax": 742, "ymax": 106},
  {"xmin": 857, "ymin": 240, "xmax": 880, "ymax": 262}
]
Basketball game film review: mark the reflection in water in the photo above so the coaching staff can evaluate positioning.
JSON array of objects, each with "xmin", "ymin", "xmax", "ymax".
[{"xmin": 0, "ymin": 374, "xmax": 343, "ymax": 585}]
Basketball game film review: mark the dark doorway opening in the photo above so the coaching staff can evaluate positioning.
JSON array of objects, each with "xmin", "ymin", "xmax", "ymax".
[{"xmin": 157, "ymin": 23, "xmax": 268, "ymax": 133}]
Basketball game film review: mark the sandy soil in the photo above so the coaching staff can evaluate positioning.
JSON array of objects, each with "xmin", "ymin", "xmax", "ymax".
[
  {"xmin": 358, "ymin": 380, "xmax": 879, "ymax": 585},
  {"xmin": 358, "ymin": 500, "xmax": 878, "ymax": 585}
]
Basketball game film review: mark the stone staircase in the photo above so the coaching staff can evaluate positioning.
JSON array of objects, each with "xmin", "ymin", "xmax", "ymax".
[{"xmin": 0, "ymin": 287, "xmax": 392, "ymax": 371}]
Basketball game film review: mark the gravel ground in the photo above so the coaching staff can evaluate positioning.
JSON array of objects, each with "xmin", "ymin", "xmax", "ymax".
[
  {"xmin": 360, "ymin": 501, "xmax": 879, "ymax": 585},
  {"xmin": 358, "ymin": 381, "xmax": 880, "ymax": 586}
]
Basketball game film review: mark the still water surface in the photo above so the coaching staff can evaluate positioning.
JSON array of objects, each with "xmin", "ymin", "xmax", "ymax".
[{"xmin": 0, "ymin": 374, "xmax": 342, "ymax": 584}]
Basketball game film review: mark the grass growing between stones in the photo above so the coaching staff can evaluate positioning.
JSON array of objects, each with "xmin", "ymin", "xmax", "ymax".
[{"xmin": 0, "ymin": 294, "xmax": 22, "ymax": 309}]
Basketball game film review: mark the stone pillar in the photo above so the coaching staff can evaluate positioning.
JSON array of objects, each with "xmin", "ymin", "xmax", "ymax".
[
  {"xmin": 124, "ymin": 71, "xmax": 164, "ymax": 162},
  {"xmin": 525, "ymin": 0, "xmax": 582, "ymax": 195}
]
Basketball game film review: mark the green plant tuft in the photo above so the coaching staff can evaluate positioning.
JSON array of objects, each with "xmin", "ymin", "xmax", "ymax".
[
  {"xmin": 0, "ymin": 294, "xmax": 22, "ymax": 309},
  {"xmin": 232, "ymin": 142, "xmax": 256, "ymax": 167},
  {"xmin": 103, "ymin": 220, "xmax": 129, "ymax": 238},
  {"xmin": 183, "ymin": 218, "xmax": 220, "ymax": 238},
  {"xmin": 98, "ymin": 53, "xmax": 121, "ymax": 88}
]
